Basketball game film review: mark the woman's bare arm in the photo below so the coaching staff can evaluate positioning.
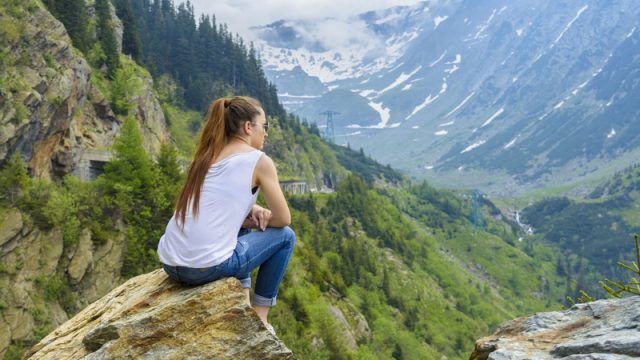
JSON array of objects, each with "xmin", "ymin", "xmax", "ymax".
[{"xmin": 254, "ymin": 155, "xmax": 290, "ymax": 227}]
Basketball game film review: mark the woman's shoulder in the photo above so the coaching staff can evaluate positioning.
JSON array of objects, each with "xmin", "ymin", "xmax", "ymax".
[{"xmin": 255, "ymin": 152, "xmax": 273, "ymax": 167}]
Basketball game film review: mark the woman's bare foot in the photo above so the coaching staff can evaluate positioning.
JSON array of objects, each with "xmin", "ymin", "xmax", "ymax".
[
  {"xmin": 243, "ymin": 288, "xmax": 251, "ymax": 306},
  {"xmin": 253, "ymin": 305, "xmax": 270, "ymax": 327}
]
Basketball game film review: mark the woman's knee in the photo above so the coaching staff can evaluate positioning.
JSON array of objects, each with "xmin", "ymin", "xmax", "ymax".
[{"xmin": 281, "ymin": 226, "xmax": 296, "ymax": 246}]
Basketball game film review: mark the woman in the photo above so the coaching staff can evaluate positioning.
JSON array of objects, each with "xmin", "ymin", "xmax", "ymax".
[{"xmin": 157, "ymin": 96, "xmax": 295, "ymax": 336}]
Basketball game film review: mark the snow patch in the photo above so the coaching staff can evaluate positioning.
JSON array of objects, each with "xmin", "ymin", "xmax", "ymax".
[
  {"xmin": 439, "ymin": 81, "xmax": 448, "ymax": 94},
  {"xmin": 375, "ymin": 12, "xmax": 402, "ymax": 25},
  {"xmin": 368, "ymin": 101, "xmax": 391, "ymax": 128},
  {"xmin": 461, "ymin": 140, "xmax": 486, "ymax": 154},
  {"xmin": 412, "ymin": 125, "xmax": 419, "ymax": 129},
  {"xmin": 407, "ymin": 94, "xmax": 439, "ymax": 119},
  {"xmin": 607, "ymin": 128, "xmax": 616, "ymax": 138},
  {"xmin": 627, "ymin": 27, "xmax": 636, "ymax": 38},
  {"xmin": 504, "ymin": 135, "xmax": 520, "ymax": 149},
  {"xmin": 401, "ymin": 83, "xmax": 413, "ymax": 91},
  {"xmin": 553, "ymin": 101, "xmax": 564, "ymax": 109},
  {"xmin": 379, "ymin": 66, "xmax": 422, "ymax": 94},
  {"xmin": 481, "ymin": 108, "xmax": 505, "ymax": 127},
  {"xmin": 472, "ymin": 8, "xmax": 497, "ymax": 40},
  {"xmin": 571, "ymin": 79, "xmax": 590, "ymax": 95},
  {"xmin": 538, "ymin": 111, "xmax": 551, "ymax": 121},
  {"xmin": 434, "ymin": 16, "xmax": 448, "ymax": 29},
  {"xmin": 445, "ymin": 92, "xmax": 475, "ymax": 117},
  {"xmin": 444, "ymin": 65, "xmax": 459, "ymax": 74},
  {"xmin": 446, "ymin": 54, "xmax": 462, "ymax": 64},
  {"xmin": 358, "ymin": 89, "xmax": 377, "ymax": 98},
  {"xmin": 516, "ymin": 28, "xmax": 524, "ymax": 36},
  {"xmin": 389, "ymin": 122, "xmax": 401, "ymax": 128},
  {"xmin": 278, "ymin": 93, "xmax": 321, "ymax": 98},
  {"xmin": 429, "ymin": 50, "xmax": 447, "ymax": 67},
  {"xmin": 425, "ymin": 165, "xmax": 434, "ymax": 170},
  {"xmin": 439, "ymin": 120, "xmax": 455, "ymax": 127},
  {"xmin": 435, "ymin": 130, "xmax": 448, "ymax": 136},
  {"xmin": 552, "ymin": 5, "xmax": 588, "ymax": 47}
]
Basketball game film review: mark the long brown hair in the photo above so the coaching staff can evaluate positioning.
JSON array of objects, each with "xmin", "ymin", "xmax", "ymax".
[{"xmin": 175, "ymin": 96, "xmax": 262, "ymax": 226}]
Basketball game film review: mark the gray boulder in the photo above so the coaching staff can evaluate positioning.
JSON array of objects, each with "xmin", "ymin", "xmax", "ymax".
[{"xmin": 470, "ymin": 296, "xmax": 640, "ymax": 359}]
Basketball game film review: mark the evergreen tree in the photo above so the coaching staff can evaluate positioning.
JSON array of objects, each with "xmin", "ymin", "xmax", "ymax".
[
  {"xmin": 124, "ymin": 0, "xmax": 285, "ymax": 115},
  {"xmin": 101, "ymin": 117, "xmax": 156, "ymax": 276},
  {"xmin": 43, "ymin": 0, "xmax": 90, "ymax": 53},
  {"xmin": 95, "ymin": 0, "xmax": 120, "ymax": 77},
  {"xmin": 114, "ymin": 0, "xmax": 142, "ymax": 62},
  {"xmin": 0, "ymin": 152, "xmax": 29, "ymax": 206}
]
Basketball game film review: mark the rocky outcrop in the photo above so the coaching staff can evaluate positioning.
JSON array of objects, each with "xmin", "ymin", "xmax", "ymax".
[
  {"xmin": 470, "ymin": 296, "xmax": 640, "ymax": 359},
  {"xmin": 25, "ymin": 269, "xmax": 293, "ymax": 359},
  {"xmin": 0, "ymin": 208, "xmax": 125, "ymax": 358},
  {"xmin": 0, "ymin": 2, "xmax": 167, "ymax": 180}
]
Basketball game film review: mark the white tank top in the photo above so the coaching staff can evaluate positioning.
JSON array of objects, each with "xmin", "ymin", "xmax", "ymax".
[{"xmin": 157, "ymin": 150, "xmax": 263, "ymax": 267}]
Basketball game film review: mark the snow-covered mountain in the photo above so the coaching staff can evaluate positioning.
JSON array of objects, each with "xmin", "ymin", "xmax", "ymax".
[{"xmin": 254, "ymin": 0, "xmax": 640, "ymax": 194}]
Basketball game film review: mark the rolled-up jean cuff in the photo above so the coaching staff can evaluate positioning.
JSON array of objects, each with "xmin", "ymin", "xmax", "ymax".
[
  {"xmin": 253, "ymin": 292, "xmax": 276, "ymax": 307},
  {"xmin": 239, "ymin": 277, "xmax": 251, "ymax": 289}
]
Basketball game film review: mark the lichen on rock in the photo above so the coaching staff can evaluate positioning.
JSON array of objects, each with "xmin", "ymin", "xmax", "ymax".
[
  {"xmin": 470, "ymin": 296, "xmax": 640, "ymax": 359},
  {"xmin": 24, "ymin": 269, "xmax": 294, "ymax": 359}
]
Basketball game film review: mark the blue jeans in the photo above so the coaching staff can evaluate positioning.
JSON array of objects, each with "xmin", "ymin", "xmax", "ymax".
[{"xmin": 162, "ymin": 226, "xmax": 296, "ymax": 307}]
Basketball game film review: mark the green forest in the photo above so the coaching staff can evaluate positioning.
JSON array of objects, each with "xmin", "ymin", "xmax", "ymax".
[
  {"xmin": 520, "ymin": 164, "xmax": 640, "ymax": 299},
  {"xmin": 2, "ymin": 0, "xmax": 635, "ymax": 359}
]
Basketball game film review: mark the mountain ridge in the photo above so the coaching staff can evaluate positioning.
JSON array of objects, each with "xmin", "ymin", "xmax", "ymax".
[{"xmin": 256, "ymin": 0, "xmax": 640, "ymax": 194}]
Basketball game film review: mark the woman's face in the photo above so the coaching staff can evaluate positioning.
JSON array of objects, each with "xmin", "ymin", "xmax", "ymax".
[{"xmin": 249, "ymin": 108, "xmax": 268, "ymax": 150}]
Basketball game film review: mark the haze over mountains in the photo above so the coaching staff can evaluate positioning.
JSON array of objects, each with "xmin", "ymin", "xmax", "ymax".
[{"xmin": 254, "ymin": 0, "xmax": 640, "ymax": 194}]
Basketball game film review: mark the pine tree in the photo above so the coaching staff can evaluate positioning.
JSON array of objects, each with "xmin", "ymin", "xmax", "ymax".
[
  {"xmin": 101, "ymin": 116, "xmax": 156, "ymax": 276},
  {"xmin": 115, "ymin": 0, "xmax": 142, "ymax": 62},
  {"xmin": 43, "ymin": 0, "xmax": 90, "ymax": 53},
  {"xmin": 0, "ymin": 152, "xmax": 29, "ymax": 206},
  {"xmin": 95, "ymin": 0, "xmax": 120, "ymax": 78}
]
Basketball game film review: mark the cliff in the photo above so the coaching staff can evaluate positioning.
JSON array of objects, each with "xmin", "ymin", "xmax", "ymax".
[
  {"xmin": 24, "ymin": 269, "xmax": 293, "ymax": 359},
  {"xmin": 470, "ymin": 296, "xmax": 640, "ymax": 359},
  {"xmin": 0, "ymin": 208, "xmax": 125, "ymax": 357},
  {"xmin": 0, "ymin": 2, "xmax": 167, "ymax": 180}
]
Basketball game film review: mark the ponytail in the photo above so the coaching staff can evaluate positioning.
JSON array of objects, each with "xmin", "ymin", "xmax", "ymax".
[{"xmin": 174, "ymin": 96, "xmax": 262, "ymax": 226}]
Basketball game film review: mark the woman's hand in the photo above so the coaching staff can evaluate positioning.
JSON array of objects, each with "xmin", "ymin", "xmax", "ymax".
[{"xmin": 250, "ymin": 204, "xmax": 272, "ymax": 231}]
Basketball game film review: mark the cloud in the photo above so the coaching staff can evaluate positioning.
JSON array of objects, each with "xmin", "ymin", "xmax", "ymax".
[
  {"xmin": 184, "ymin": 0, "xmax": 424, "ymax": 40},
  {"xmin": 280, "ymin": 17, "xmax": 384, "ymax": 53}
]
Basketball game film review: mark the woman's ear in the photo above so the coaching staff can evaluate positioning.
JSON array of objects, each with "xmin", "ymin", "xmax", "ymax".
[{"xmin": 244, "ymin": 120, "xmax": 253, "ymax": 135}]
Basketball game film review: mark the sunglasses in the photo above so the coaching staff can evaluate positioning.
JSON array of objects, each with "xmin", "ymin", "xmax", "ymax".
[{"xmin": 256, "ymin": 122, "xmax": 269, "ymax": 132}]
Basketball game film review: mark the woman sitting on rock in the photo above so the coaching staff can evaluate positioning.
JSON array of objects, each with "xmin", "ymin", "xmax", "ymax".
[{"xmin": 157, "ymin": 96, "xmax": 295, "ymax": 336}]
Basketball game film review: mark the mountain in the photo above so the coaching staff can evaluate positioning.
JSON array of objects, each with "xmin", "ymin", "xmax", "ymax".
[
  {"xmin": 0, "ymin": 1, "xmax": 592, "ymax": 359},
  {"xmin": 255, "ymin": 0, "xmax": 640, "ymax": 195},
  {"xmin": 519, "ymin": 163, "xmax": 640, "ymax": 291}
]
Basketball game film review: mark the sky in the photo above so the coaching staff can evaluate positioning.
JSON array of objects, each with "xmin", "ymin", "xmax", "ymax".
[{"xmin": 183, "ymin": 0, "xmax": 424, "ymax": 40}]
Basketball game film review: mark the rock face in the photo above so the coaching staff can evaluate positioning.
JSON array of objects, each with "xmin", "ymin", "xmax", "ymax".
[
  {"xmin": 0, "ymin": 2, "xmax": 167, "ymax": 180},
  {"xmin": 470, "ymin": 296, "xmax": 640, "ymax": 359},
  {"xmin": 0, "ymin": 208, "xmax": 125, "ymax": 358},
  {"xmin": 24, "ymin": 269, "xmax": 293, "ymax": 360}
]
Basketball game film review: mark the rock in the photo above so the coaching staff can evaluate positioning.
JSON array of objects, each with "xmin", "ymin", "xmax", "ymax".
[
  {"xmin": 24, "ymin": 269, "xmax": 294, "ymax": 359},
  {"xmin": 0, "ymin": 3, "xmax": 167, "ymax": 180},
  {"xmin": 81, "ymin": 236, "xmax": 124, "ymax": 303},
  {"xmin": 5, "ymin": 307, "xmax": 34, "ymax": 341},
  {"xmin": 329, "ymin": 305, "xmax": 357, "ymax": 349},
  {"xmin": 470, "ymin": 296, "xmax": 640, "ymax": 359},
  {"xmin": 0, "ymin": 209, "xmax": 22, "ymax": 247},
  {"xmin": 0, "ymin": 320, "xmax": 10, "ymax": 356},
  {"xmin": 68, "ymin": 229, "xmax": 93, "ymax": 283}
]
